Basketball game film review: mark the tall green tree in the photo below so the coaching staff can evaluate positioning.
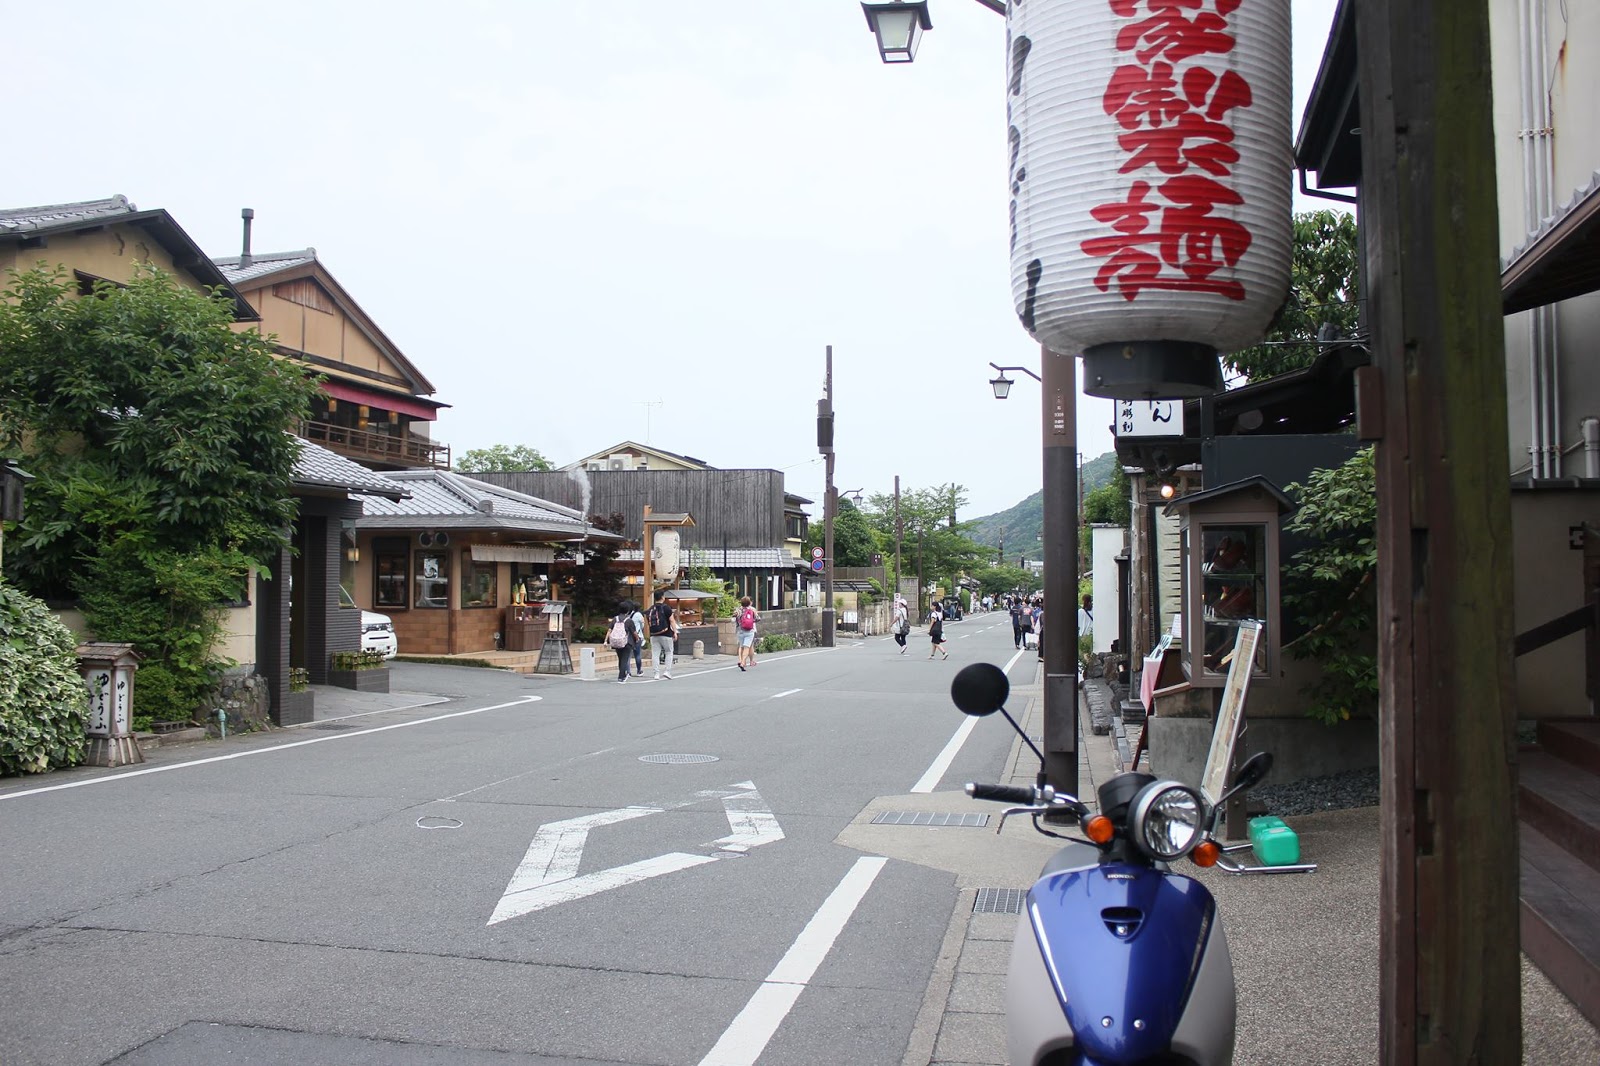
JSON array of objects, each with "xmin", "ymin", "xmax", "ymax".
[
  {"xmin": 801, "ymin": 497, "xmax": 881, "ymax": 567},
  {"xmin": 1226, "ymin": 210, "xmax": 1360, "ymax": 382},
  {"xmin": 1282, "ymin": 446, "xmax": 1379, "ymax": 724},
  {"xmin": 1082, "ymin": 462, "xmax": 1131, "ymax": 526},
  {"xmin": 0, "ymin": 265, "xmax": 321, "ymax": 718},
  {"xmin": 557, "ymin": 512, "xmax": 627, "ymax": 628},
  {"xmin": 455, "ymin": 444, "xmax": 554, "ymax": 473},
  {"xmin": 862, "ymin": 483, "xmax": 988, "ymax": 602}
]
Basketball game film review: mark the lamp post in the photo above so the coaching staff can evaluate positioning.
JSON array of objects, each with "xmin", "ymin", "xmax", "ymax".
[
  {"xmin": 818, "ymin": 346, "xmax": 837, "ymax": 648},
  {"xmin": 989, "ymin": 355, "xmax": 1079, "ymax": 796}
]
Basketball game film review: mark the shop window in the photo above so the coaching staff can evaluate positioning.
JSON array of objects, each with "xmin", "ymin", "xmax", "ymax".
[
  {"xmin": 462, "ymin": 552, "xmax": 497, "ymax": 609},
  {"xmin": 374, "ymin": 538, "xmax": 409, "ymax": 609},
  {"xmin": 415, "ymin": 550, "xmax": 451, "ymax": 609},
  {"xmin": 511, "ymin": 564, "xmax": 550, "ymax": 603}
]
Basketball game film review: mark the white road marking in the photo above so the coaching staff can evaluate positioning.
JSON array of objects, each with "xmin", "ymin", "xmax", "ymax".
[
  {"xmin": 488, "ymin": 782, "xmax": 783, "ymax": 924},
  {"xmin": 0, "ymin": 697, "xmax": 543, "ymax": 802},
  {"xmin": 697, "ymin": 857, "xmax": 888, "ymax": 1066},
  {"xmin": 1001, "ymin": 648, "xmax": 1029, "ymax": 675},
  {"xmin": 910, "ymin": 714, "xmax": 980, "ymax": 794},
  {"xmin": 770, "ymin": 689, "xmax": 802, "ymax": 699}
]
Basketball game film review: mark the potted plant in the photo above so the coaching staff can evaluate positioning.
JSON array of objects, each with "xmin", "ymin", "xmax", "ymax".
[{"xmin": 328, "ymin": 649, "xmax": 390, "ymax": 693}]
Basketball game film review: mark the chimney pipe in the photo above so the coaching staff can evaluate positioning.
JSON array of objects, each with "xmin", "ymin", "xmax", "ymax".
[{"xmin": 239, "ymin": 208, "xmax": 254, "ymax": 269}]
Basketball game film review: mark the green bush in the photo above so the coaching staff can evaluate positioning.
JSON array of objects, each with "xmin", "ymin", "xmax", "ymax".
[
  {"xmin": 131, "ymin": 663, "xmax": 192, "ymax": 723},
  {"xmin": 0, "ymin": 581, "xmax": 88, "ymax": 775},
  {"xmin": 331, "ymin": 649, "xmax": 387, "ymax": 671},
  {"xmin": 575, "ymin": 624, "xmax": 610, "ymax": 644},
  {"xmin": 757, "ymin": 634, "xmax": 798, "ymax": 653}
]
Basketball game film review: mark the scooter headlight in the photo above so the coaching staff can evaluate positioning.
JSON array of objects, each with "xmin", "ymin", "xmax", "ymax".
[{"xmin": 1129, "ymin": 781, "xmax": 1206, "ymax": 861}]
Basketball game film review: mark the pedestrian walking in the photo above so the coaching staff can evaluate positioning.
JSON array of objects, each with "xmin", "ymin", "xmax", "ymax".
[
  {"xmin": 1009, "ymin": 597, "xmax": 1027, "ymax": 649},
  {"xmin": 647, "ymin": 590, "xmax": 679, "ymax": 679},
  {"xmin": 891, "ymin": 597, "xmax": 909, "ymax": 654},
  {"xmin": 628, "ymin": 602, "xmax": 647, "ymax": 676},
  {"xmin": 1032, "ymin": 599, "xmax": 1045, "ymax": 662},
  {"xmin": 607, "ymin": 604, "xmax": 640, "ymax": 683},
  {"xmin": 927, "ymin": 602, "xmax": 949, "ymax": 660},
  {"xmin": 735, "ymin": 596, "xmax": 760, "ymax": 671}
]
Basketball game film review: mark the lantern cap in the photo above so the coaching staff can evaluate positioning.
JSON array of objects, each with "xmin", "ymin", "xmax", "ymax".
[{"xmin": 75, "ymin": 642, "xmax": 142, "ymax": 668}]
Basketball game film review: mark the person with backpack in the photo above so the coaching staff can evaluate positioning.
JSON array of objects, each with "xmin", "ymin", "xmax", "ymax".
[
  {"xmin": 734, "ymin": 596, "xmax": 760, "ymax": 671},
  {"xmin": 608, "ymin": 602, "xmax": 641, "ymax": 683},
  {"xmin": 1009, "ymin": 597, "xmax": 1028, "ymax": 649},
  {"xmin": 628, "ymin": 602, "xmax": 648, "ymax": 676},
  {"xmin": 927, "ymin": 601, "xmax": 949, "ymax": 661},
  {"xmin": 647, "ymin": 590, "xmax": 679, "ymax": 680}
]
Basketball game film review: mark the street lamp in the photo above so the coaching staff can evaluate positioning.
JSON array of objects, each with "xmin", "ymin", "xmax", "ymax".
[
  {"xmin": 860, "ymin": 2, "xmax": 931, "ymax": 63},
  {"xmin": 989, "ymin": 362, "xmax": 1041, "ymax": 401}
]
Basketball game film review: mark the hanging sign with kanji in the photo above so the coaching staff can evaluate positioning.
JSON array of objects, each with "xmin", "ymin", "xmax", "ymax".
[{"xmin": 1007, "ymin": 0, "xmax": 1292, "ymax": 357}]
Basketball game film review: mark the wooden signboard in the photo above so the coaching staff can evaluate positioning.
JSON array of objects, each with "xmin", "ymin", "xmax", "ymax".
[{"xmin": 1199, "ymin": 618, "xmax": 1263, "ymax": 805}]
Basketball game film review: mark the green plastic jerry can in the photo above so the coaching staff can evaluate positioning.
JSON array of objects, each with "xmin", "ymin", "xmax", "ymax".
[{"xmin": 1248, "ymin": 815, "xmax": 1302, "ymax": 866}]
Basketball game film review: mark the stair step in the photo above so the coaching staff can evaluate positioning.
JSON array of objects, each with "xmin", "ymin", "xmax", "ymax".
[
  {"xmin": 1518, "ymin": 751, "xmax": 1600, "ymax": 874},
  {"xmin": 1539, "ymin": 719, "xmax": 1600, "ymax": 777},
  {"xmin": 1520, "ymin": 821, "xmax": 1600, "ymax": 1031}
]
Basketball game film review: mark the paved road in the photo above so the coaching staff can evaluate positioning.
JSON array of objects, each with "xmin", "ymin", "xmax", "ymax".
[{"xmin": 0, "ymin": 616, "xmax": 1030, "ymax": 1065}]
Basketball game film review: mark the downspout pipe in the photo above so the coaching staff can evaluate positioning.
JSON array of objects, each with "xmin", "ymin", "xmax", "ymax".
[{"xmin": 1583, "ymin": 417, "xmax": 1599, "ymax": 479}]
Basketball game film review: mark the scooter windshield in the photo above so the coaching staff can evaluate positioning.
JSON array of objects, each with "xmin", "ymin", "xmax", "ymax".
[{"xmin": 1027, "ymin": 864, "xmax": 1216, "ymax": 1063}]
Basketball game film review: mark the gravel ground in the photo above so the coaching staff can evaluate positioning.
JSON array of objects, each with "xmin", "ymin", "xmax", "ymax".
[{"xmin": 1254, "ymin": 766, "xmax": 1381, "ymax": 815}]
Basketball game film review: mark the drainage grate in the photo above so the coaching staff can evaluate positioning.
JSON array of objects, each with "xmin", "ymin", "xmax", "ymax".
[
  {"xmin": 638, "ymin": 753, "xmax": 720, "ymax": 764},
  {"xmin": 973, "ymin": 887, "xmax": 1028, "ymax": 914},
  {"xmin": 870, "ymin": 811, "xmax": 990, "ymax": 828}
]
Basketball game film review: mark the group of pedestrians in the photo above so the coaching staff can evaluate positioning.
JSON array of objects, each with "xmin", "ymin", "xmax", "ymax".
[
  {"xmin": 1006, "ymin": 594, "xmax": 1045, "ymax": 659},
  {"xmin": 610, "ymin": 591, "xmax": 681, "ymax": 683},
  {"xmin": 889, "ymin": 593, "xmax": 952, "ymax": 660}
]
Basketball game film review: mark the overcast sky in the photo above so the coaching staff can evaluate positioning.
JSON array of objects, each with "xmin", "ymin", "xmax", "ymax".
[{"xmin": 6, "ymin": 0, "xmax": 1341, "ymax": 519}]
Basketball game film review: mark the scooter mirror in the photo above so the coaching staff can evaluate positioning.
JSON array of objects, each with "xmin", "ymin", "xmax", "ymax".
[
  {"xmin": 951, "ymin": 663, "xmax": 1009, "ymax": 717},
  {"xmin": 1215, "ymin": 751, "xmax": 1275, "ymax": 808}
]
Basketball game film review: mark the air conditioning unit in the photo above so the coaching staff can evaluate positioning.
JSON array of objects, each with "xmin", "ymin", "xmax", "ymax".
[
  {"xmin": 418, "ymin": 531, "xmax": 450, "ymax": 548},
  {"xmin": 609, "ymin": 458, "xmax": 626, "ymax": 470}
]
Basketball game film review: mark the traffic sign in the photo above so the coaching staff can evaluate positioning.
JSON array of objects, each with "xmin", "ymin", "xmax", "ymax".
[
  {"xmin": 811, "ymin": 546, "xmax": 824, "ymax": 559},
  {"xmin": 811, "ymin": 559, "xmax": 825, "ymax": 572}
]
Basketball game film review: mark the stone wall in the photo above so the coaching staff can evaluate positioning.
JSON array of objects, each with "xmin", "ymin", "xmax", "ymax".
[
  {"xmin": 208, "ymin": 671, "xmax": 273, "ymax": 736},
  {"xmin": 716, "ymin": 606, "xmax": 821, "ymax": 651}
]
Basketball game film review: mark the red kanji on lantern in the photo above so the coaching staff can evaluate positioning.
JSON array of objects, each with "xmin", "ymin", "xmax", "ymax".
[
  {"xmin": 1082, "ymin": 178, "xmax": 1250, "ymax": 301},
  {"xmin": 1112, "ymin": 0, "xmax": 1238, "ymax": 67}
]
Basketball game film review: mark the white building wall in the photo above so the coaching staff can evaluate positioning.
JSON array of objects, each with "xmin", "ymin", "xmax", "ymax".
[{"xmin": 1090, "ymin": 524, "xmax": 1125, "ymax": 654}]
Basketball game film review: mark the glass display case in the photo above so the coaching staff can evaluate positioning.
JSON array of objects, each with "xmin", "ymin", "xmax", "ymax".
[{"xmin": 1165, "ymin": 476, "xmax": 1295, "ymax": 687}]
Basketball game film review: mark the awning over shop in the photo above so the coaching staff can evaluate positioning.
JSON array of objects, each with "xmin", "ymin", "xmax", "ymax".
[
  {"xmin": 1503, "ymin": 171, "xmax": 1600, "ymax": 315},
  {"xmin": 321, "ymin": 377, "xmax": 442, "ymax": 421},
  {"xmin": 470, "ymin": 544, "xmax": 555, "ymax": 564}
]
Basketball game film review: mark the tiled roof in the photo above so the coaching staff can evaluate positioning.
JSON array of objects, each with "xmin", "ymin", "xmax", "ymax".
[
  {"xmin": 214, "ymin": 250, "xmax": 318, "ymax": 285},
  {"xmin": 615, "ymin": 547, "xmax": 807, "ymax": 569},
  {"xmin": 357, "ymin": 470, "xmax": 618, "ymax": 539},
  {"xmin": 0, "ymin": 195, "xmax": 136, "ymax": 235},
  {"xmin": 292, "ymin": 436, "xmax": 408, "ymax": 500}
]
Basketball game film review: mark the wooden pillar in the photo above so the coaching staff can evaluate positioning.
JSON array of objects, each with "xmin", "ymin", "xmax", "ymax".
[{"xmin": 1354, "ymin": 1, "xmax": 1521, "ymax": 1060}]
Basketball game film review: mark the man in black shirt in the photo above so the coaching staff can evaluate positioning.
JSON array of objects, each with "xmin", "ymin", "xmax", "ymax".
[{"xmin": 647, "ymin": 591, "xmax": 680, "ymax": 680}]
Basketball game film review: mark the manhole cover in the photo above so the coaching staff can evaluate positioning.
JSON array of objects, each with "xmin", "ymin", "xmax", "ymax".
[
  {"xmin": 638, "ymin": 753, "xmax": 720, "ymax": 764},
  {"xmin": 973, "ymin": 887, "xmax": 1027, "ymax": 914},
  {"xmin": 871, "ymin": 811, "xmax": 990, "ymax": 828}
]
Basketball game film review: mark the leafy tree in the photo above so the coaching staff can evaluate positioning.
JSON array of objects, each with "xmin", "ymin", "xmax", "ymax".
[
  {"xmin": 0, "ymin": 580, "xmax": 87, "ymax": 774},
  {"xmin": 971, "ymin": 565, "xmax": 1041, "ymax": 597},
  {"xmin": 0, "ymin": 265, "xmax": 320, "ymax": 719},
  {"xmin": 801, "ymin": 497, "xmax": 881, "ymax": 567},
  {"xmin": 1226, "ymin": 210, "xmax": 1360, "ymax": 382},
  {"xmin": 862, "ymin": 483, "xmax": 989, "ymax": 606},
  {"xmin": 1281, "ymin": 446, "xmax": 1378, "ymax": 724},
  {"xmin": 558, "ymin": 512, "xmax": 627, "ymax": 627},
  {"xmin": 1082, "ymin": 462, "xmax": 1131, "ymax": 526},
  {"xmin": 455, "ymin": 444, "xmax": 554, "ymax": 473}
]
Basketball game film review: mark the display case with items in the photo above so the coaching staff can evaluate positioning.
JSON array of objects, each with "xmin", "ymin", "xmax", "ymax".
[{"xmin": 1165, "ymin": 477, "xmax": 1295, "ymax": 688}]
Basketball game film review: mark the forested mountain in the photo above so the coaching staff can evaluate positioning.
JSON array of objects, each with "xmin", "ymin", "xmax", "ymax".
[{"xmin": 967, "ymin": 451, "xmax": 1118, "ymax": 557}]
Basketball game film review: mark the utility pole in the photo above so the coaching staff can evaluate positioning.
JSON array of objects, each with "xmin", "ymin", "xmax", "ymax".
[
  {"xmin": 893, "ymin": 475, "xmax": 903, "ymax": 600},
  {"xmin": 1356, "ymin": 1, "xmax": 1519, "ymax": 1060},
  {"xmin": 819, "ymin": 346, "xmax": 836, "ymax": 648},
  {"xmin": 1039, "ymin": 344, "xmax": 1079, "ymax": 796}
]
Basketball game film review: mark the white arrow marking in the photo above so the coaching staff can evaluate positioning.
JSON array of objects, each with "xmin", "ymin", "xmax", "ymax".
[{"xmin": 488, "ymin": 782, "xmax": 783, "ymax": 924}]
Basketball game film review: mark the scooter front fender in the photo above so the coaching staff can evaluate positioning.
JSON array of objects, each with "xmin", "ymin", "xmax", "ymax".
[{"xmin": 1005, "ymin": 864, "xmax": 1236, "ymax": 1066}]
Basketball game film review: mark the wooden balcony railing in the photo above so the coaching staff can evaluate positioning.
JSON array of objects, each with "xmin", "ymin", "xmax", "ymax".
[{"xmin": 299, "ymin": 420, "xmax": 451, "ymax": 470}]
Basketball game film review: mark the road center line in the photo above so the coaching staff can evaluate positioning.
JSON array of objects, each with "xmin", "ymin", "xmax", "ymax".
[
  {"xmin": 770, "ymin": 689, "xmax": 802, "ymax": 699},
  {"xmin": 910, "ymin": 714, "xmax": 980, "ymax": 794},
  {"xmin": 0, "ymin": 697, "xmax": 543, "ymax": 802},
  {"xmin": 697, "ymin": 856, "xmax": 888, "ymax": 1066}
]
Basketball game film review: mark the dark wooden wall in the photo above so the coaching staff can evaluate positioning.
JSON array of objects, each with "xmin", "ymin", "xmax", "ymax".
[{"xmin": 478, "ymin": 470, "xmax": 789, "ymax": 550}]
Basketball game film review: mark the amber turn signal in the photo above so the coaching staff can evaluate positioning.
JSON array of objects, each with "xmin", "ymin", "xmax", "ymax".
[
  {"xmin": 1083, "ymin": 815, "xmax": 1115, "ymax": 845},
  {"xmin": 1191, "ymin": 840, "xmax": 1221, "ymax": 867}
]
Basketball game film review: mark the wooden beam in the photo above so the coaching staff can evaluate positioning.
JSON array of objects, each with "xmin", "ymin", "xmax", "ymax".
[{"xmin": 1355, "ymin": 1, "xmax": 1521, "ymax": 1061}]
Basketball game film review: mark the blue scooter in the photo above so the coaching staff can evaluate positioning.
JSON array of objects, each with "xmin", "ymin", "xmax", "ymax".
[{"xmin": 950, "ymin": 662, "xmax": 1315, "ymax": 1066}]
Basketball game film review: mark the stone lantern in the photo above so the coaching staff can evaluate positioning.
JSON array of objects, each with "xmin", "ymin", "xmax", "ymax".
[{"xmin": 77, "ymin": 643, "xmax": 143, "ymax": 767}]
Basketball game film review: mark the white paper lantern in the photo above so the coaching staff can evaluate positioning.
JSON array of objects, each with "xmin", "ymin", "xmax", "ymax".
[{"xmin": 1008, "ymin": 0, "xmax": 1292, "ymax": 397}]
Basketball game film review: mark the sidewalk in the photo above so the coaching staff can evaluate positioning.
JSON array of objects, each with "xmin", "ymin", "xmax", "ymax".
[{"xmin": 881, "ymin": 666, "xmax": 1600, "ymax": 1066}]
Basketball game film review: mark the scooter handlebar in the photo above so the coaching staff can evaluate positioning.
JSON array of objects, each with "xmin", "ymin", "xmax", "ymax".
[{"xmin": 966, "ymin": 783, "xmax": 1039, "ymax": 805}]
